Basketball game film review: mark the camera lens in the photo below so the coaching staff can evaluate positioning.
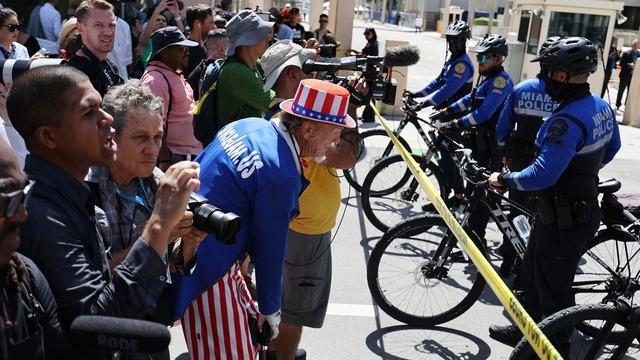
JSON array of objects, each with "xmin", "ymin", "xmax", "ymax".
[{"xmin": 192, "ymin": 203, "xmax": 240, "ymax": 244}]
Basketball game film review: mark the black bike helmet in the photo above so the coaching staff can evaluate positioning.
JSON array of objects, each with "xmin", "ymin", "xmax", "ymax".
[
  {"xmin": 532, "ymin": 36, "xmax": 598, "ymax": 76},
  {"xmin": 538, "ymin": 35, "xmax": 564, "ymax": 55},
  {"xmin": 471, "ymin": 34, "xmax": 508, "ymax": 57},
  {"xmin": 444, "ymin": 20, "xmax": 471, "ymax": 39}
]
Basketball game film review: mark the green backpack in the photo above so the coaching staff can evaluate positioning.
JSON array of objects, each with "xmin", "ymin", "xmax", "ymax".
[{"xmin": 193, "ymin": 59, "xmax": 224, "ymax": 147}]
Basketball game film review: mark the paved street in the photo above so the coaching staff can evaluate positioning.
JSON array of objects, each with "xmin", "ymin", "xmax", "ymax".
[{"xmin": 170, "ymin": 19, "xmax": 640, "ymax": 359}]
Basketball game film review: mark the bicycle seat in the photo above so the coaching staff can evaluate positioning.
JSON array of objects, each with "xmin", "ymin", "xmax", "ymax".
[{"xmin": 598, "ymin": 178, "xmax": 621, "ymax": 194}]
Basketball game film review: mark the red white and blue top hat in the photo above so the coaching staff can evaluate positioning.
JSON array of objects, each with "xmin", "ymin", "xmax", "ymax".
[{"xmin": 280, "ymin": 79, "xmax": 357, "ymax": 128}]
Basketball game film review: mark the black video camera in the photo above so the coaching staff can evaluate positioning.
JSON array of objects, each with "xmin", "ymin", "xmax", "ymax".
[
  {"xmin": 318, "ymin": 44, "xmax": 337, "ymax": 58},
  {"xmin": 302, "ymin": 55, "xmax": 397, "ymax": 106},
  {"xmin": 188, "ymin": 193, "xmax": 240, "ymax": 244}
]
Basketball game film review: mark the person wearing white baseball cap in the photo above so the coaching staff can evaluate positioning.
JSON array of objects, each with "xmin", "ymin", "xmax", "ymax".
[
  {"xmin": 260, "ymin": 41, "xmax": 361, "ymax": 360},
  {"xmin": 171, "ymin": 79, "xmax": 354, "ymax": 360}
]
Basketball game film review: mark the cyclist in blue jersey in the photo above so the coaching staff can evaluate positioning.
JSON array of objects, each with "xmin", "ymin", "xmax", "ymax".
[
  {"xmin": 407, "ymin": 21, "xmax": 474, "ymax": 110},
  {"xmin": 494, "ymin": 36, "xmax": 561, "ymax": 276},
  {"xmin": 488, "ymin": 37, "xmax": 622, "ymax": 352},
  {"xmin": 436, "ymin": 34, "xmax": 513, "ymax": 240}
]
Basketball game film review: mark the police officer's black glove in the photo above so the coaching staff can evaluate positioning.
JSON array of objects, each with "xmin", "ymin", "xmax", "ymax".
[
  {"xmin": 430, "ymin": 108, "xmax": 451, "ymax": 122},
  {"xmin": 403, "ymin": 90, "xmax": 416, "ymax": 99},
  {"xmin": 437, "ymin": 119, "xmax": 460, "ymax": 133}
]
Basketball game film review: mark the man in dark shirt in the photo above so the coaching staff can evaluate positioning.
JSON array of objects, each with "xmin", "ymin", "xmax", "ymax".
[
  {"xmin": 616, "ymin": 39, "xmax": 639, "ymax": 109},
  {"xmin": 67, "ymin": 0, "xmax": 123, "ymax": 97},
  {"xmin": 7, "ymin": 65, "xmax": 201, "ymax": 345},
  {"xmin": 184, "ymin": 4, "xmax": 215, "ymax": 79},
  {"xmin": 0, "ymin": 139, "xmax": 67, "ymax": 359},
  {"xmin": 288, "ymin": 7, "xmax": 305, "ymax": 46}
]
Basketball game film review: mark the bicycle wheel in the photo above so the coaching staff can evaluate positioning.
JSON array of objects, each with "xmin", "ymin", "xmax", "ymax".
[
  {"xmin": 361, "ymin": 154, "xmax": 448, "ymax": 233},
  {"xmin": 572, "ymin": 227, "xmax": 640, "ymax": 341},
  {"xmin": 367, "ymin": 215, "xmax": 487, "ymax": 327},
  {"xmin": 510, "ymin": 303, "xmax": 640, "ymax": 359},
  {"xmin": 574, "ymin": 227, "xmax": 640, "ymax": 305},
  {"xmin": 342, "ymin": 129, "xmax": 412, "ymax": 192}
]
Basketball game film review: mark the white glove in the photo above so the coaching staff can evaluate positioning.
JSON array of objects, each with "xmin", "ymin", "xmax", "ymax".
[{"xmin": 258, "ymin": 310, "xmax": 281, "ymax": 340}]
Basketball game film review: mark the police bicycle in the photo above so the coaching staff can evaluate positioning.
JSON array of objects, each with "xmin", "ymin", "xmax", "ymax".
[
  {"xmin": 510, "ymin": 279, "xmax": 640, "ymax": 359},
  {"xmin": 366, "ymin": 151, "xmax": 639, "ymax": 328},
  {"xmin": 342, "ymin": 96, "xmax": 446, "ymax": 192},
  {"xmin": 366, "ymin": 151, "xmax": 531, "ymax": 326},
  {"xmin": 359, "ymin": 124, "xmax": 463, "ymax": 232}
]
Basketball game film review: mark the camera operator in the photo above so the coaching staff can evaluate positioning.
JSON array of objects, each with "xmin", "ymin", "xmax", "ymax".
[
  {"xmin": 171, "ymin": 78, "xmax": 355, "ymax": 360},
  {"xmin": 9, "ymin": 66, "xmax": 200, "ymax": 353},
  {"xmin": 85, "ymin": 80, "xmax": 206, "ymax": 275},
  {"xmin": 67, "ymin": 0, "xmax": 124, "ymax": 97},
  {"xmin": 260, "ymin": 40, "xmax": 361, "ymax": 360},
  {"xmin": 0, "ymin": 139, "xmax": 67, "ymax": 359},
  {"xmin": 350, "ymin": 28, "xmax": 379, "ymax": 122}
]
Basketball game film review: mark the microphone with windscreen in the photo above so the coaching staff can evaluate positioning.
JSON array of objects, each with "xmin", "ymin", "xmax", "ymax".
[{"xmin": 70, "ymin": 315, "xmax": 171, "ymax": 357}]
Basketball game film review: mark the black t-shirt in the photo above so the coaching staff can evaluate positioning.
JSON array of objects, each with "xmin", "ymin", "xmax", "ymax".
[
  {"xmin": 362, "ymin": 40, "xmax": 379, "ymax": 57},
  {"xmin": 289, "ymin": 23, "xmax": 306, "ymax": 46},
  {"xmin": 185, "ymin": 45, "xmax": 206, "ymax": 81},
  {"xmin": 67, "ymin": 53, "xmax": 124, "ymax": 97},
  {"xmin": 24, "ymin": 35, "xmax": 41, "ymax": 57}
]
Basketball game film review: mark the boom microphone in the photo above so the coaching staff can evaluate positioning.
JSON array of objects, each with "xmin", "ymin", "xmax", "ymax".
[
  {"xmin": 70, "ymin": 316, "xmax": 171, "ymax": 354},
  {"xmin": 383, "ymin": 45, "xmax": 421, "ymax": 68}
]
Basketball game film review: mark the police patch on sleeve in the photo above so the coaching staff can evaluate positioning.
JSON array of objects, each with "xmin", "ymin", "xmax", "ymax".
[
  {"xmin": 493, "ymin": 76, "xmax": 506, "ymax": 89},
  {"xmin": 548, "ymin": 118, "xmax": 568, "ymax": 136},
  {"xmin": 455, "ymin": 63, "xmax": 466, "ymax": 74}
]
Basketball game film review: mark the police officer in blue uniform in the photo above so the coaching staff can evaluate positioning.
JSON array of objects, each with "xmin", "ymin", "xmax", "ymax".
[
  {"xmin": 488, "ymin": 37, "xmax": 622, "ymax": 350},
  {"xmin": 494, "ymin": 36, "xmax": 561, "ymax": 276},
  {"xmin": 407, "ymin": 21, "xmax": 474, "ymax": 110},
  {"xmin": 437, "ymin": 34, "xmax": 513, "ymax": 239}
]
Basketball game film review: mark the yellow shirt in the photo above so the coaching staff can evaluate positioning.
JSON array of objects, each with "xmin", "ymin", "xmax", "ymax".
[{"xmin": 289, "ymin": 159, "xmax": 341, "ymax": 235}]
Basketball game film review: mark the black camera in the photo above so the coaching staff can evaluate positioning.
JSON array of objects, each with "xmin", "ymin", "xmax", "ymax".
[
  {"xmin": 318, "ymin": 44, "xmax": 337, "ymax": 58},
  {"xmin": 302, "ymin": 55, "xmax": 397, "ymax": 106},
  {"xmin": 188, "ymin": 193, "xmax": 240, "ymax": 244}
]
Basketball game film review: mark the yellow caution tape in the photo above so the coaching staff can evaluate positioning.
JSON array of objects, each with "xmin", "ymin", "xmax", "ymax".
[{"xmin": 371, "ymin": 102, "xmax": 563, "ymax": 360}]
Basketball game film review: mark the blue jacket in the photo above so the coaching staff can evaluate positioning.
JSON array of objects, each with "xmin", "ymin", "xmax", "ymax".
[
  {"xmin": 497, "ymin": 76, "xmax": 557, "ymax": 147},
  {"xmin": 450, "ymin": 69, "xmax": 513, "ymax": 128},
  {"xmin": 505, "ymin": 95, "xmax": 621, "ymax": 192},
  {"xmin": 416, "ymin": 53, "xmax": 474, "ymax": 108},
  {"xmin": 170, "ymin": 117, "xmax": 303, "ymax": 320}
]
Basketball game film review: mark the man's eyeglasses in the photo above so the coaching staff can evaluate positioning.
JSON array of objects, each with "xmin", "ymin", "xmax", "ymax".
[
  {"xmin": 0, "ymin": 179, "xmax": 34, "ymax": 218},
  {"xmin": 476, "ymin": 54, "xmax": 492, "ymax": 64},
  {"xmin": 1, "ymin": 23, "xmax": 21, "ymax": 33}
]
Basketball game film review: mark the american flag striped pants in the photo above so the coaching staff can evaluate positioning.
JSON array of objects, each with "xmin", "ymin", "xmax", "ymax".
[{"xmin": 181, "ymin": 262, "xmax": 260, "ymax": 360}]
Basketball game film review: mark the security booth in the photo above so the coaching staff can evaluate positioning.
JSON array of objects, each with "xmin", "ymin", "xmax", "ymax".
[{"xmin": 505, "ymin": 0, "xmax": 624, "ymax": 94}]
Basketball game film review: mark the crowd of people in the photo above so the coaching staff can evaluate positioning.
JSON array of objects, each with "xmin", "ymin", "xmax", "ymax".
[
  {"xmin": 0, "ymin": 1, "xmax": 366, "ymax": 360},
  {"xmin": 0, "ymin": 1, "xmax": 629, "ymax": 360}
]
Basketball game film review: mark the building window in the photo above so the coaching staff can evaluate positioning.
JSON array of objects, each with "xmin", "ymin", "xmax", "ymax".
[
  {"xmin": 518, "ymin": 12, "xmax": 531, "ymax": 43},
  {"xmin": 615, "ymin": 6, "xmax": 640, "ymax": 30},
  {"xmin": 527, "ymin": 13, "xmax": 542, "ymax": 55},
  {"xmin": 548, "ymin": 11, "xmax": 610, "ymax": 48}
]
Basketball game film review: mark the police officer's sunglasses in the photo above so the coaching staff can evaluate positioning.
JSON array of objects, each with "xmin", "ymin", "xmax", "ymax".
[
  {"xmin": 476, "ymin": 54, "xmax": 492, "ymax": 64},
  {"xmin": 0, "ymin": 179, "xmax": 34, "ymax": 218}
]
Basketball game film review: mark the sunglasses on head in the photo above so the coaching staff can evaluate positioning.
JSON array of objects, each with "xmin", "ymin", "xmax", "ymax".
[
  {"xmin": 476, "ymin": 54, "xmax": 492, "ymax": 64},
  {"xmin": 0, "ymin": 179, "xmax": 34, "ymax": 218},
  {"xmin": 1, "ymin": 23, "xmax": 21, "ymax": 32}
]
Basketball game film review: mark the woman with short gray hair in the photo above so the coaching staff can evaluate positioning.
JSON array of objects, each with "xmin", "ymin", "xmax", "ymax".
[{"xmin": 87, "ymin": 80, "xmax": 205, "ymax": 282}]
